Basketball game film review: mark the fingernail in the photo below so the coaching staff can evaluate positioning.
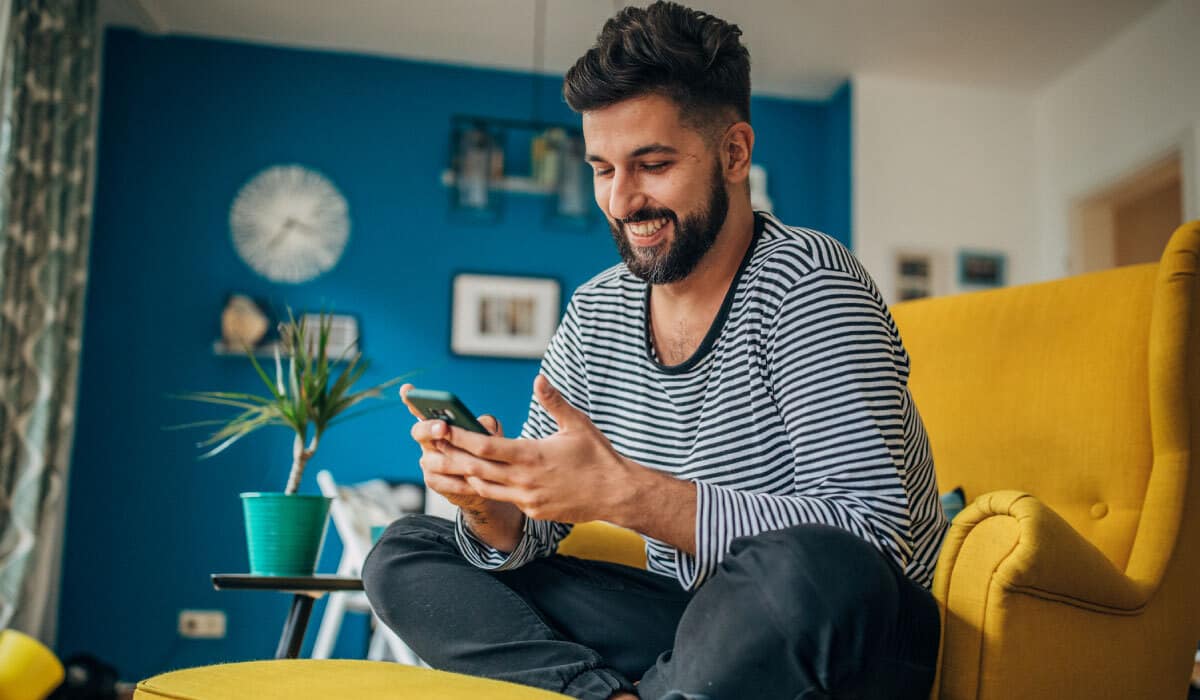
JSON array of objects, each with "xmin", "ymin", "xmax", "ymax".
[{"xmin": 432, "ymin": 421, "xmax": 445, "ymax": 437}]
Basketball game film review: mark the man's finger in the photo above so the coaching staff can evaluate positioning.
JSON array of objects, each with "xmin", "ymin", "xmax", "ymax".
[
  {"xmin": 478, "ymin": 414, "xmax": 504, "ymax": 437},
  {"xmin": 423, "ymin": 472, "xmax": 477, "ymax": 499},
  {"xmin": 444, "ymin": 425, "xmax": 524, "ymax": 462},
  {"xmin": 439, "ymin": 443, "xmax": 515, "ymax": 484},
  {"xmin": 411, "ymin": 418, "xmax": 448, "ymax": 447},
  {"xmin": 464, "ymin": 476, "xmax": 528, "ymax": 508},
  {"xmin": 399, "ymin": 384, "xmax": 424, "ymax": 421},
  {"xmin": 534, "ymin": 375, "xmax": 589, "ymax": 431}
]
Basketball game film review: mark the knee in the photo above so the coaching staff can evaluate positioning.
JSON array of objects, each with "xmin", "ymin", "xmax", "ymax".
[
  {"xmin": 726, "ymin": 525, "xmax": 899, "ymax": 625},
  {"xmin": 361, "ymin": 514, "xmax": 457, "ymax": 597}
]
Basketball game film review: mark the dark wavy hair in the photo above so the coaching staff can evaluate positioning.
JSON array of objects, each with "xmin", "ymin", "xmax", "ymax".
[{"xmin": 563, "ymin": 1, "xmax": 751, "ymax": 132}]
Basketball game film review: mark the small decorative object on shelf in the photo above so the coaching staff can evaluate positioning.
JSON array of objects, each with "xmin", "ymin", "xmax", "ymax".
[
  {"xmin": 450, "ymin": 273, "xmax": 560, "ymax": 359},
  {"xmin": 443, "ymin": 115, "xmax": 592, "ymax": 227},
  {"xmin": 213, "ymin": 303, "xmax": 359, "ymax": 361},
  {"xmin": 221, "ymin": 294, "xmax": 270, "ymax": 351},
  {"xmin": 531, "ymin": 127, "xmax": 567, "ymax": 187},
  {"xmin": 448, "ymin": 121, "xmax": 504, "ymax": 222},
  {"xmin": 548, "ymin": 134, "xmax": 591, "ymax": 227}
]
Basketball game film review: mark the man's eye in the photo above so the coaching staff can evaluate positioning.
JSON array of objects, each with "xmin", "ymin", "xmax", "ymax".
[
  {"xmin": 642, "ymin": 162, "xmax": 670, "ymax": 172},
  {"xmin": 593, "ymin": 167, "xmax": 613, "ymax": 177}
]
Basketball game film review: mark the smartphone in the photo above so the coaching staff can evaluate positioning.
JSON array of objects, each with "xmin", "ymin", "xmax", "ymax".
[{"xmin": 404, "ymin": 388, "xmax": 490, "ymax": 434}]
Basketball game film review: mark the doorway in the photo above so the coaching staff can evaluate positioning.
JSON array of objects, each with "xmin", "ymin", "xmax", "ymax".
[{"xmin": 1071, "ymin": 152, "xmax": 1183, "ymax": 274}]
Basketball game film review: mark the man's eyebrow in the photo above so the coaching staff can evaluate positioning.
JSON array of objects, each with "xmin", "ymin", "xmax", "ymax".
[
  {"xmin": 630, "ymin": 143, "xmax": 679, "ymax": 158},
  {"xmin": 585, "ymin": 143, "xmax": 679, "ymax": 163}
]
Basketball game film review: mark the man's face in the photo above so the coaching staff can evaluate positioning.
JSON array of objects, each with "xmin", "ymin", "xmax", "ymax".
[{"xmin": 582, "ymin": 94, "xmax": 729, "ymax": 284}]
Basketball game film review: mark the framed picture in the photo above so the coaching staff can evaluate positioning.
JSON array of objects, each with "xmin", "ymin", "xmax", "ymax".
[
  {"xmin": 300, "ymin": 313, "xmax": 358, "ymax": 357},
  {"xmin": 451, "ymin": 273, "xmax": 561, "ymax": 359},
  {"xmin": 958, "ymin": 251, "xmax": 1006, "ymax": 288},
  {"xmin": 892, "ymin": 249, "xmax": 946, "ymax": 302}
]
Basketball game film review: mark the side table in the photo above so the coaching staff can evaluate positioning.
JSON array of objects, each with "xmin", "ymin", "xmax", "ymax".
[{"xmin": 211, "ymin": 574, "xmax": 364, "ymax": 660}]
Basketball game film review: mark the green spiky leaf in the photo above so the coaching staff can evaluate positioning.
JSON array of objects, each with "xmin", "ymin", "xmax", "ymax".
[{"xmin": 171, "ymin": 308, "xmax": 417, "ymax": 489}]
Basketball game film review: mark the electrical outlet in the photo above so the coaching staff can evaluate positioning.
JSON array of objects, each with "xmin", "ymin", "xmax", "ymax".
[{"xmin": 178, "ymin": 609, "xmax": 226, "ymax": 639}]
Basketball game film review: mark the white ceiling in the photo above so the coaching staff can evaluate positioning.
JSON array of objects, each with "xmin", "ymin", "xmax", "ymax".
[{"xmin": 102, "ymin": 0, "xmax": 1165, "ymax": 99}]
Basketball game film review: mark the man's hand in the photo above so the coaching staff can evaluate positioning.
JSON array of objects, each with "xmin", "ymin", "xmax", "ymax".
[
  {"xmin": 433, "ymin": 375, "xmax": 638, "ymax": 524},
  {"xmin": 401, "ymin": 384, "xmax": 524, "ymax": 551},
  {"xmin": 419, "ymin": 376, "xmax": 697, "ymax": 552}
]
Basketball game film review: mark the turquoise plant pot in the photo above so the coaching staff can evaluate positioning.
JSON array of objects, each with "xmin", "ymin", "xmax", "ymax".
[{"xmin": 240, "ymin": 493, "xmax": 332, "ymax": 576}]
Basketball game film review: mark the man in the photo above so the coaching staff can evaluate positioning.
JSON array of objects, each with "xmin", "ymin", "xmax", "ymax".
[{"xmin": 363, "ymin": 3, "xmax": 946, "ymax": 699}]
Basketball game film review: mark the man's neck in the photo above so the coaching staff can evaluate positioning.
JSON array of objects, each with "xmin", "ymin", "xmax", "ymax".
[
  {"xmin": 645, "ymin": 201, "xmax": 755, "ymax": 365},
  {"xmin": 652, "ymin": 201, "xmax": 755, "ymax": 307}
]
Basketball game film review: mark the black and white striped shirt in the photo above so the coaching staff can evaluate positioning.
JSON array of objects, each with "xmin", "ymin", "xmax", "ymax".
[{"xmin": 457, "ymin": 212, "xmax": 948, "ymax": 590}]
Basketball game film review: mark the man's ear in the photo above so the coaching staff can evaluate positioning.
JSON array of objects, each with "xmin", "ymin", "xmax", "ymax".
[{"xmin": 722, "ymin": 122, "xmax": 754, "ymax": 185}]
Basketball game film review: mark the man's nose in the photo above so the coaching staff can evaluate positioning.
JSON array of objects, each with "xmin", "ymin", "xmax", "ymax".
[{"xmin": 607, "ymin": 170, "xmax": 646, "ymax": 221}]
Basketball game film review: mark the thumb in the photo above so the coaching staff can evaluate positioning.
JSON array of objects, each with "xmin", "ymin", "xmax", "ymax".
[{"xmin": 535, "ymin": 375, "xmax": 587, "ymax": 430}]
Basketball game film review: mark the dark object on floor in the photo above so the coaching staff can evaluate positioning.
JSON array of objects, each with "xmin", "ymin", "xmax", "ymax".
[{"xmin": 47, "ymin": 653, "xmax": 119, "ymax": 700}]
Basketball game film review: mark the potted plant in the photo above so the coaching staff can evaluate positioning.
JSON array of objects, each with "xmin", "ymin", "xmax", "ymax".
[{"xmin": 176, "ymin": 310, "xmax": 408, "ymax": 576}]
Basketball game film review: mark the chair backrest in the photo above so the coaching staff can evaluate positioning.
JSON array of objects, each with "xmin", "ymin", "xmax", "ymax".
[
  {"xmin": 317, "ymin": 470, "xmax": 424, "ymax": 570},
  {"xmin": 318, "ymin": 470, "xmax": 371, "ymax": 567},
  {"xmin": 890, "ymin": 222, "xmax": 1198, "ymax": 581}
]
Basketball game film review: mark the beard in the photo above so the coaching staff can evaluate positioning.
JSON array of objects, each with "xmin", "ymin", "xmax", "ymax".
[{"xmin": 609, "ymin": 163, "xmax": 730, "ymax": 285}]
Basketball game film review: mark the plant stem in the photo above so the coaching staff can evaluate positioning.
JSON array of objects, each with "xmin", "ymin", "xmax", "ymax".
[{"xmin": 285, "ymin": 432, "xmax": 320, "ymax": 495}]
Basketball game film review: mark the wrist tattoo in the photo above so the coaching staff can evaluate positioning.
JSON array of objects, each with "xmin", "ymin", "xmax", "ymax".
[{"xmin": 466, "ymin": 508, "xmax": 488, "ymax": 525}]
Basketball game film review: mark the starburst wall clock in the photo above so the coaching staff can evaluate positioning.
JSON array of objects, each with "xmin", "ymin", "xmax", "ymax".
[{"xmin": 229, "ymin": 165, "xmax": 350, "ymax": 284}]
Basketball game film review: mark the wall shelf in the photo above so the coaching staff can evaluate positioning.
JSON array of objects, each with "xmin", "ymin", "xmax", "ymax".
[
  {"xmin": 439, "ymin": 169, "xmax": 555, "ymax": 195},
  {"xmin": 443, "ymin": 114, "xmax": 592, "ymax": 225},
  {"xmin": 212, "ymin": 340, "xmax": 284, "ymax": 358},
  {"xmin": 212, "ymin": 340, "xmax": 355, "ymax": 364}
]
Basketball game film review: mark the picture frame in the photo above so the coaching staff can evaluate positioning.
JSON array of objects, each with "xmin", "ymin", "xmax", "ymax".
[
  {"xmin": 450, "ymin": 273, "xmax": 561, "ymax": 359},
  {"xmin": 300, "ymin": 313, "xmax": 358, "ymax": 357},
  {"xmin": 958, "ymin": 250, "xmax": 1007, "ymax": 288},
  {"xmin": 893, "ymin": 249, "xmax": 941, "ymax": 302}
]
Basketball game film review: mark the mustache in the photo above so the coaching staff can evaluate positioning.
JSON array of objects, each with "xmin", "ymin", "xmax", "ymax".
[{"xmin": 616, "ymin": 208, "xmax": 677, "ymax": 228}]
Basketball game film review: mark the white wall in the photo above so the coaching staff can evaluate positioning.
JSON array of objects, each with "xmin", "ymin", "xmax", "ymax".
[
  {"xmin": 1033, "ymin": 0, "xmax": 1200, "ymax": 280},
  {"xmin": 853, "ymin": 74, "xmax": 1037, "ymax": 304}
]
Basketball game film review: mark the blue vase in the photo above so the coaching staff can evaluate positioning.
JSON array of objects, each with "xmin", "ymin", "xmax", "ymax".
[{"xmin": 240, "ymin": 493, "xmax": 332, "ymax": 576}]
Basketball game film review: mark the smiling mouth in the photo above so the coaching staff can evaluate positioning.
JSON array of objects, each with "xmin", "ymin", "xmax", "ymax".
[{"xmin": 625, "ymin": 217, "xmax": 670, "ymax": 238}]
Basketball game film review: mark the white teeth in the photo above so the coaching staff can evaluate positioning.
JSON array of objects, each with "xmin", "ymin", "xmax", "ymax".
[{"xmin": 627, "ymin": 218, "xmax": 668, "ymax": 237}]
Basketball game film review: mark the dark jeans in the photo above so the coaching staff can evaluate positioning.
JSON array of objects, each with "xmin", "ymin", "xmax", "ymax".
[{"xmin": 362, "ymin": 515, "xmax": 939, "ymax": 700}]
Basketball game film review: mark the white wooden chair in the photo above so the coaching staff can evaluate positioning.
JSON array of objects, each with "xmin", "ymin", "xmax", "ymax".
[{"xmin": 312, "ymin": 470, "xmax": 425, "ymax": 665}]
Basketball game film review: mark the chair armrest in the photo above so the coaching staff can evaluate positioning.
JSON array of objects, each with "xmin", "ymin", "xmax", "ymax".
[{"xmin": 935, "ymin": 490, "xmax": 1148, "ymax": 613}]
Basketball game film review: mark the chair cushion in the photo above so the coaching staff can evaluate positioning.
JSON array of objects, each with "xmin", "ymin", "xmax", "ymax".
[{"xmin": 134, "ymin": 660, "xmax": 567, "ymax": 699}]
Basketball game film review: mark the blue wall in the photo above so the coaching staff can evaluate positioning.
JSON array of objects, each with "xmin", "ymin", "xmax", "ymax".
[{"xmin": 57, "ymin": 28, "xmax": 851, "ymax": 681}]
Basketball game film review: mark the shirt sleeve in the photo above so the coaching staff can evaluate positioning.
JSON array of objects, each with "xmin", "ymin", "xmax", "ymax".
[
  {"xmin": 673, "ymin": 267, "xmax": 916, "ymax": 590},
  {"xmin": 454, "ymin": 297, "xmax": 586, "ymax": 570}
]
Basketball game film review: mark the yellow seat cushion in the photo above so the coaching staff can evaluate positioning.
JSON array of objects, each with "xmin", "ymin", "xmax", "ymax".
[
  {"xmin": 134, "ymin": 660, "xmax": 567, "ymax": 699},
  {"xmin": 557, "ymin": 520, "xmax": 647, "ymax": 569}
]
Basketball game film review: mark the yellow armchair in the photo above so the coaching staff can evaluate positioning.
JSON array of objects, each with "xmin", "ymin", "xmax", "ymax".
[
  {"xmin": 890, "ymin": 221, "xmax": 1200, "ymax": 699},
  {"xmin": 136, "ymin": 222, "xmax": 1199, "ymax": 698},
  {"xmin": 0, "ymin": 629, "xmax": 64, "ymax": 700}
]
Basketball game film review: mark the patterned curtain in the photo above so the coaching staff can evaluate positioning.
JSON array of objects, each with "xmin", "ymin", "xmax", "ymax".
[{"xmin": 0, "ymin": 0, "xmax": 98, "ymax": 638}]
